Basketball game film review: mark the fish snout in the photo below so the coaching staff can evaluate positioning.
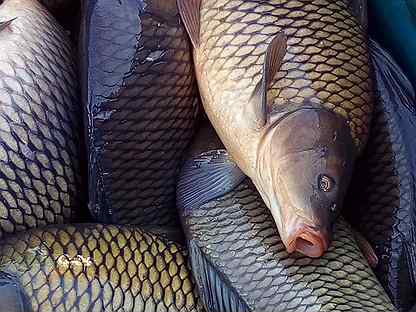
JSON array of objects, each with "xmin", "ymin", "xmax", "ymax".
[{"xmin": 284, "ymin": 222, "xmax": 330, "ymax": 258}]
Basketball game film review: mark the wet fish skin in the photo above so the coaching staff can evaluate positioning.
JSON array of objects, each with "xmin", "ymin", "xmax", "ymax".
[
  {"xmin": 0, "ymin": 224, "xmax": 205, "ymax": 312},
  {"xmin": 178, "ymin": 0, "xmax": 374, "ymax": 257},
  {"xmin": 177, "ymin": 124, "xmax": 396, "ymax": 312},
  {"xmin": 0, "ymin": 0, "xmax": 82, "ymax": 238},
  {"xmin": 346, "ymin": 40, "xmax": 416, "ymax": 312},
  {"xmin": 81, "ymin": 0, "xmax": 199, "ymax": 230}
]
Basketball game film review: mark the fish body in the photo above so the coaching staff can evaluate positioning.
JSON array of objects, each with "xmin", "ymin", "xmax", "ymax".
[
  {"xmin": 80, "ymin": 0, "xmax": 199, "ymax": 231},
  {"xmin": 346, "ymin": 40, "xmax": 416, "ymax": 311},
  {"xmin": 0, "ymin": 224, "xmax": 204, "ymax": 312},
  {"xmin": 177, "ymin": 122, "xmax": 395, "ymax": 312},
  {"xmin": 0, "ymin": 0, "xmax": 82, "ymax": 238},
  {"xmin": 178, "ymin": 0, "xmax": 374, "ymax": 257}
]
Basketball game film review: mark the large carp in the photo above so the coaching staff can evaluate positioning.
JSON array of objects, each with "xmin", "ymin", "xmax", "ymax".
[
  {"xmin": 178, "ymin": 0, "xmax": 374, "ymax": 257},
  {"xmin": 177, "ymin": 122, "xmax": 394, "ymax": 312},
  {"xmin": 0, "ymin": 224, "xmax": 205, "ymax": 312},
  {"xmin": 0, "ymin": 0, "xmax": 82, "ymax": 238},
  {"xmin": 346, "ymin": 40, "xmax": 416, "ymax": 312},
  {"xmin": 80, "ymin": 0, "xmax": 199, "ymax": 235}
]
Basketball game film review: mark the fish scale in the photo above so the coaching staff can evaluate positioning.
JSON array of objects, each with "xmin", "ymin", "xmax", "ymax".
[
  {"xmin": 82, "ymin": 0, "xmax": 199, "ymax": 228},
  {"xmin": 346, "ymin": 41, "xmax": 416, "ymax": 311},
  {"xmin": 0, "ymin": 0, "xmax": 82, "ymax": 238},
  {"xmin": 197, "ymin": 0, "xmax": 372, "ymax": 152},
  {"xmin": 0, "ymin": 224, "xmax": 205, "ymax": 312},
  {"xmin": 181, "ymin": 178, "xmax": 396, "ymax": 312}
]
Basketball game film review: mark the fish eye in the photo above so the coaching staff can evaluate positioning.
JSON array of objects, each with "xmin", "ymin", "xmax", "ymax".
[{"xmin": 318, "ymin": 174, "xmax": 335, "ymax": 192}]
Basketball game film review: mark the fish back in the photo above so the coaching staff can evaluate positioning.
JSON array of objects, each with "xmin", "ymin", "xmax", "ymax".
[
  {"xmin": 195, "ymin": 0, "xmax": 373, "ymax": 151},
  {"xmin": 346, "ymin": 40, "xmax": 416, "ymax": 311},
  {"xmin": 0, "ymin": 0, "xmax": 82, "ymax": 238},
  {"xmin": 81, "ymin": 0, "xmax": 199, "ymax": 228},
  {"xmin": 0, "ymin": 224, "xmax": 204, "ymax": 312}
]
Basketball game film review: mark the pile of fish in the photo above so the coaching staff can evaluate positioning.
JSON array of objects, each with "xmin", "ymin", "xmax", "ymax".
[{"xmin": 0, "ymin": 0, "xmax": 414, "ymax": 311}]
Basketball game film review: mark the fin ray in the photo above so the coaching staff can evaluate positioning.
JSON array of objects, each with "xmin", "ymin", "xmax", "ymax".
[
  {"xmin": 177, "ymin": 0, "xmax": 201, "ymax": 48},
  {"xmin": 177, "ymin": 150, "xmax": 246, "ymax": 214},
  {"xmin": 250, "ymin": 33, "xmax": 287, "ymax": 128}
]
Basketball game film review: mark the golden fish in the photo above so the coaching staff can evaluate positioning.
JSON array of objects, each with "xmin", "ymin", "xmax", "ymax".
[
  {"xmin": 178, "ymin": 0, "xmax": 374, "ymax": 257},
  {"xmin": 0, "ymin": 224, "xmax": 205, "ymax": 312},
  {"xmin": 177, "ymin": 121, "xmax": 395, "ymax": 312}
]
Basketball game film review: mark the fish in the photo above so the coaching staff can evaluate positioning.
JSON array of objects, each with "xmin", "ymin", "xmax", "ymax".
[
  {"xmin": 177, "ymin": 0, "xmax": 374, "ymax": 257},
  {"xmin": 176, "ymin": 121, "xmax": 396, "ymax": 312},
  {"xmin": 0, "ymin": 224, "xmax": 205, "ymax": 312},
  {"xmin": 345, "ymin": 40, "xmax": 416, "ymax": 312},
  {"xmin": 80, "ymin": 0, "xmax": 199, "ymax": 235},
  {"xmin": 0, "ymin": 0, "xmax": 83, "ymax": 238}
]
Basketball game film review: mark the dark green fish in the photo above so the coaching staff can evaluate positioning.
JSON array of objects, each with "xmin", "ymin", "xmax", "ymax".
[
  {"xmin": 80, "ymin": 0, "xmax": 199, "ymax": 235},
  {"xmin": 0, "ymin": 0, "xmax": 82, "ymax": 238},
  {"xmin": 177, "ymin": 121, "xmax": 396, "ymax": 312},
  {"xmin": 0, "ymin": 224, "xmax": 205, "ymax": 312},
  {"xmin": 346, "ymin": 40, "xmax": 416, "ymax": 312}
]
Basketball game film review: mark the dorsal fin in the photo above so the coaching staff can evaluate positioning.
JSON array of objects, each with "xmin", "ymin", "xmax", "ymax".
[
  {"xmin": 0, "ymin": 18, "xmax": 16, "ymax": 32},
  {"xmin": 249, "ymin": 33, "xmax": 287, "ymax": 129},
  {"xmin": 177, "ymin": 0, "xmax": 201, "ymax": 48}
]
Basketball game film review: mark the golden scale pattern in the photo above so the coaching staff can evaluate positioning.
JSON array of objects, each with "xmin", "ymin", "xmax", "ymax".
[
  {"xmin": 198, "ymin": 0, "xmax": 373, "ymax": 150},
  {"xmin": 0, "ymin": 224, "xmax": 204, "ymax": 312},
  {"xmin": 0, "ymin": 0, "xmax": 81, "ymax": 238},
  {"xmin": 184, "ymin": 179, "xmax": 396, "ymax": 312}
]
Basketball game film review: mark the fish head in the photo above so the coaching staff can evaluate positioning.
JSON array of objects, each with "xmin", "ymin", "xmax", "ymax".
[{"xmin": 255, "ymin": 107, "xmax": 355, "ymax": 257}]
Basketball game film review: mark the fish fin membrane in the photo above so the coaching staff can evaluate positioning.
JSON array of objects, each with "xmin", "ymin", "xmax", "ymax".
[
  {"xmin": 177, "ymin": 149, "xmax": 246, "ymax": 215},
  {"xmin": 0, "ymin": 272, "xmax": 32, "ymax": 312},
  {"xmin": 352, "ymin": 229, "xmax": 379, "ymax": 268},
  {"xmin": 370, "ymin": 39, "xmax": 416, "ymax": 113},
  {"xmin": 188, "ymin": 240, "xmax": 251, "ymax": 312},
  {"xmin": 0, "ymin": 18, "xmax": 16, "ymax": 32},
  {"xmin": 403, "ymin": 240, "xmax": 416, "ymax": 288},
  {"xmin": 250, "ymin": 33, "xmax": 287, "ymax": 128},
  {"xmin": 177, "ymin": 0, "xmax": 201, "ymax": 48}
]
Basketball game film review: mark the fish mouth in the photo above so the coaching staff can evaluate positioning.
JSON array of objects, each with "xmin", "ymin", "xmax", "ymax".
[{"xmin": 285, "ymin": 224, "xmax": 329, "ymax": 258}]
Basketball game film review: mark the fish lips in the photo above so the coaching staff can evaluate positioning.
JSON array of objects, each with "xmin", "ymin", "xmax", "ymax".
[{"xmin": 284, "ymin": 220, "xmax": 330, "ymax": 258}]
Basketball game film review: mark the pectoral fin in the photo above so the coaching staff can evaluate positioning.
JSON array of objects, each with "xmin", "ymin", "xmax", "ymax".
[
  {"xmin": 0, "ymin": 272, "xmax": 32, "ymax": 312},
  {"xmin": 177, "ymin": 0, "xmax": 201, "ymax": 48},
  {"xmin": 250, "ymin": 33, "xmax": 287, "ymax": 128},
  {"xmin": 177, "ymin": 150, "xmax": 246, "ymax": 215},
  {"xmin": 352, "ymin": 229, "xmax": 378, "ymax": 268}
]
